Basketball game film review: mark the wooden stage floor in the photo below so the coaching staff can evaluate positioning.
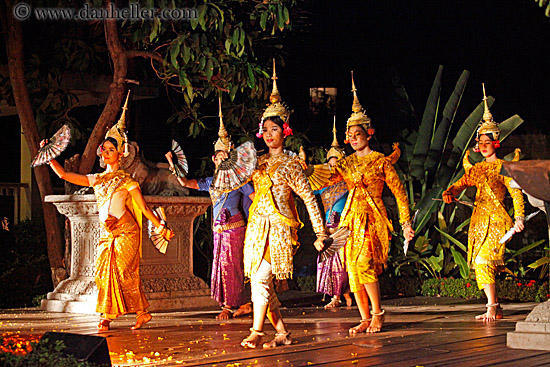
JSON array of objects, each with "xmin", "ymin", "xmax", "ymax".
[{"xmin": 1, "ymin": 296, "xmax": 549, "ymax": 366}]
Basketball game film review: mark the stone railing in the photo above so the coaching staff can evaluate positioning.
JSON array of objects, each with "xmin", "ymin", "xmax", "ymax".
[{"xmin": 42, "ymin": 194, "xmax": 216, "ymax": 314}]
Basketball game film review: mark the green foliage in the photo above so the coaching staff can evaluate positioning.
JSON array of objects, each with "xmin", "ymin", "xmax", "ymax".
[
  {"xmin": 379, "ymin": 275, "xmax": 421, "ymax": 297},
  {"xmin": 123, "ymin": 0, "xmax": 300, "ymax": 139},
  {"xmin": 0, "ymin": 219, "xmax": 52, "ymax": 308},
  {"xmin": 0, "ymin": 339, "xmax": 104, "ymax": 367},
  {"xmin": 420, "ymin": 277, "xmax": 550, "ymax": 302},
  {"xmin": 526, "ymin": 0, "xmax": 550, "ymax": 17}
]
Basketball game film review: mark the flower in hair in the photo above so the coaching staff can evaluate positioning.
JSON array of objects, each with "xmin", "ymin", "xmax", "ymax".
[{"xmin": 283, "ymin": 122, "xmax": 293, "ymax": 137}]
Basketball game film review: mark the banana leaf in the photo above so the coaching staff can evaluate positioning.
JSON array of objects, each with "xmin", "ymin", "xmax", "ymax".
[
  {"xmin": 434, "ymin": 226, "xmax": 467, "ymax": 252},
  {"xmin": 414, "ymin": 185, "xmax": 445, "ymax": 233},
  {"xmin": 528, "ymin": 256, "xmax": 550, "ymax": 269},
  {"xmin": 510, "ymin": 239, "xmax": 546, "ymax": 259},
  {"xmin": 424, "ymin": 70, "xmax": 470, "ymax": 174},
  {"xmin": 410, "ymin": 65, "xmax": 442, "ymax": 180},
  {"xmin": 450, "ymin": 245, "xmax": 470, "ymax": 278}
]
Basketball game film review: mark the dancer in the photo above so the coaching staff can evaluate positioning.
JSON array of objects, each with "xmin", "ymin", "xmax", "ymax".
[
  {"xmin": 166, "ymin": 99, "xmax": 254, "ymax": 320},
  {"xmin": 443, "ymin": 84, "xmax": 524, "ymax": 321},
  {"xmin": 313, "ymin": 120, "xmax": 353, "ymax": 309},
  {"xmin": 44, "ymin": 94, "xmax": 173, "ymax": 331},
  {"xmin": 240, "ymin": 61, "xmax": 327, "ymax": 349},
  {"xmin": 321, "ymin": 73, "xmax": 414, "ymax": 333}
]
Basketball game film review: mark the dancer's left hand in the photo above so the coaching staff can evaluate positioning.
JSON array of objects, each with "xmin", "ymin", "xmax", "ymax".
[
  {"xmin": 403, "ymin": 226, "xmax": 415, "ymax": 242},
  {"xmin": 514, "ymin": 218, "xmax": 525, "ymax": 232}
]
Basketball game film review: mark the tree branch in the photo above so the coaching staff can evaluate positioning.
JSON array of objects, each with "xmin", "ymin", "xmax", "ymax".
[
  {"xmin": 78, "ymin": 1, "xmax": 128, "ymax": 174},
  {"xmin": 126, "ymin": 50, "xmax": 164, "ymax": 64}
]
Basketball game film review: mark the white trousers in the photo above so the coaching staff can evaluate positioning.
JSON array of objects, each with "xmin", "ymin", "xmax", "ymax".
[{"xmin": 250, "ymin": 259, "xmax": 280, "ymax": 310}]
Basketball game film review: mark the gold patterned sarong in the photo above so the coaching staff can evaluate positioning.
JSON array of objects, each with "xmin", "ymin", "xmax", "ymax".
[{"xmin": 95, "ymin": 210, "xmax": 149, "ymax": 315}]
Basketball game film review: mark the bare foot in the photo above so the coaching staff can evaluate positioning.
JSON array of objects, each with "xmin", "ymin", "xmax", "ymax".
[
  {"xmin": 241, "ymin": 328, "xmax": 264, "ymax": 348},
  {"xmin": 349, "ymin": 319, "xmax": 369, "ymax": 334},
  {"xmin": 233, "ymin": 303, "xmax": 252, "ymax": 318},
  {"xmin": 366, "ymin": 312, "xmax": 385, "ymax": 333},
  {"xmin": 324, "ymin": 297, "xmax": 342, "ymax": 309},
  {"xmin": 263, "ymin": 332, "xmax": 292, "ymax": 348},
  {"xmin": 97, "ymin": 319, "xmax": 111, "ymax": 332},
  {"xmin": 132, "ymin": 312, "xmax": 152, "ymax": 330},
  {"xmin": 216, "ymin": 308, "xmax": 233, "ymax": 320},
  {"xmin": 476, "ymin": 304, "xmax": 503, "ymax": 322}
]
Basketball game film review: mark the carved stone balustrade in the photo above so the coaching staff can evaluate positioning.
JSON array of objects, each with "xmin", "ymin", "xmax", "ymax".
[{"xmin": 41, "ymin": 194, "xmax": 216, "ymax": 314}]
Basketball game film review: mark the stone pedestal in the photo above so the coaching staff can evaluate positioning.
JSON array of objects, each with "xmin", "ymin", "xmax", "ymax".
[
  {"xmin": 508, "ymin": 300, "xmax": 550, "ymax": 351},
  {"xmin": 42, "ymin": 194, "xmax": 216, "ymax": 314}
]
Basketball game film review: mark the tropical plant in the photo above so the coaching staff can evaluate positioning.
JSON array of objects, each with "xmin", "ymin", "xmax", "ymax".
[{"xmin": 387, "ymin": 65, "xmax": 524, "ymax": 280}]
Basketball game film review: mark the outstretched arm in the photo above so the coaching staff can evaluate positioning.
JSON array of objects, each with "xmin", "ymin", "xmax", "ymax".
[{"xmin": 48, "ymin": 159, "xmax": 90, "ymax": 187}]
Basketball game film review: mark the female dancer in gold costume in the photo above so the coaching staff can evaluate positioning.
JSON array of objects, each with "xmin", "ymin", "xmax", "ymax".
[
  {"xmin": 239, "ymin": 62, "xmax": 327, "ymax": 348},
  {"xmin": 443, "ymin": 85, "xmax": 524, "ymax": 321},
  {"xmin": 44, "ymin": 96, "xmax": 173, "ymax": 331},
  {"xmin": 322, "ymin": 74, "xmax": 414, "ymax": 333}
]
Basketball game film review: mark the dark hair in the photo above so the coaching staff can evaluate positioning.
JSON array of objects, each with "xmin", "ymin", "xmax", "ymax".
[
  {"xmin": 479, "ymin": 132, "xmax": 496, "ymax": 141},
  {"xmin": 263, "ymin": 116, "xmax": 285, "ymax": 129},
  {"xmin": 101, "ymin": 137, "xmax": 118, "ymax": 150}
]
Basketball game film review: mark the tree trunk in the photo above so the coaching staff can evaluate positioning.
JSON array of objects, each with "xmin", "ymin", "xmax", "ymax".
[
  {"xmin": 1, "ymin": 0, "xmax": 67, "ymax": 286},
  {"xmin": 78, "ymin": 7, "xmax": 128, "ymax": 174}
]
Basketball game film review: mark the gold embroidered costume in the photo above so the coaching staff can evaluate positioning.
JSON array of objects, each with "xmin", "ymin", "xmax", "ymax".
[
  {"xmin": 91, "ymin": 170, "xmax": 149, "ymax": 317},
  {"xmin": 243, "ymin": 152, "xmax": 325, "ymax": 280},
  {"xmin": 328, "ymin": 150, "xmax": 410, "ymax": 275},
  {"xmin": 443, "ymin": 156, "xmax": 524, "ymax": 268}
]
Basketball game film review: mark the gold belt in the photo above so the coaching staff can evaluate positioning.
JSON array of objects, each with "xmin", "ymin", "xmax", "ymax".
[{"xmin": 213, "ymin": 220, "xmax": 245, "ymax": 233}]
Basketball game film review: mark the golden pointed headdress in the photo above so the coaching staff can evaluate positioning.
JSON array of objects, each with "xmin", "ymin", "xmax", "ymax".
[
  {"xmin": 346, "ymin": 71, "xmax": 373, "ymax": 135},
  {"xmin": 261, "ymin": 59, "xmax": 291, "ymax": 123},
  {"xmin": 214, "ymin": 97, "xmax": 232, "ymax": 152},
  {"xmin": 105, "ymin": 90, "xmax": 131, "ymax": 157},
  {"xmin": 476, "ymin": 83, "xmax": 500, "ymax": 141},
  {"xmin": 327, "ymin": 115, "xmax": 345, "ymax": 160}
]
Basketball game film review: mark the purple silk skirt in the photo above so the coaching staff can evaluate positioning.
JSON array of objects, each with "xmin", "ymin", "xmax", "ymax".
[{"xmin": 211, "ymin": 211, "xmax": 246, "ymax": 307}]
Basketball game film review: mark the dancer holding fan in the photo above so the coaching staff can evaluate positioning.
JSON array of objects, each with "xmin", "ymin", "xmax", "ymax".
[
  {"xmin": 40, "ymin": 92, "xmax": 174, "ymax": 331},
  {"xmin": 166, "ymin": 98, "xmax": 255, "ymax": 320}
]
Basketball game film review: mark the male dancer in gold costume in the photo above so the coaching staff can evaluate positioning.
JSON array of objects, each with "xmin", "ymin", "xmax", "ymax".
[
  {"xmin": 443, "ymin": 85, "xmax": 524, "ymax": 321},
  {"xmin": 319, "ymin": 73, "xmax": 414, "ymax": 333}
]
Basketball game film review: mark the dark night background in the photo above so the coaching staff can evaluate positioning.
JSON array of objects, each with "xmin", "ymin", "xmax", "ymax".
[{"xmin": 277, "ymin": 0, "xmax": 549, "ymax": 152}]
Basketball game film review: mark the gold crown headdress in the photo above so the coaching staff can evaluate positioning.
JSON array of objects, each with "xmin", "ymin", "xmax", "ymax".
[
  {"xmin": 327, "ymin": 115, "xmax": 345, "ymax": 160},
  {"xmin": 257, "ymin": 59, "xmax": 291, "ymax": 138},
  {"xmin": 214, "ymin": 97, "xmax": 232, "ymax": 152},
  {"xmin": 474, "ymin": 84, "xmax": 501, "ymax": 151},
  {"xmin": 345, "ymin": 71, "xmax": 373, "ymax": 138},
  {"xmin": 105, "ymin": 90, "xmax": 131, "ymax": 157}
]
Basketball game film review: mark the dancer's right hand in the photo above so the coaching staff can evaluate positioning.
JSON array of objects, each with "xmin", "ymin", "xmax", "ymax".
[
  {"xmin": 442, "ymin": 191, "xmax": 454, "ymax": 204},
  {"xmin": 40, "ymin": 139, "xmax": 48, "ymax": 148}
]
